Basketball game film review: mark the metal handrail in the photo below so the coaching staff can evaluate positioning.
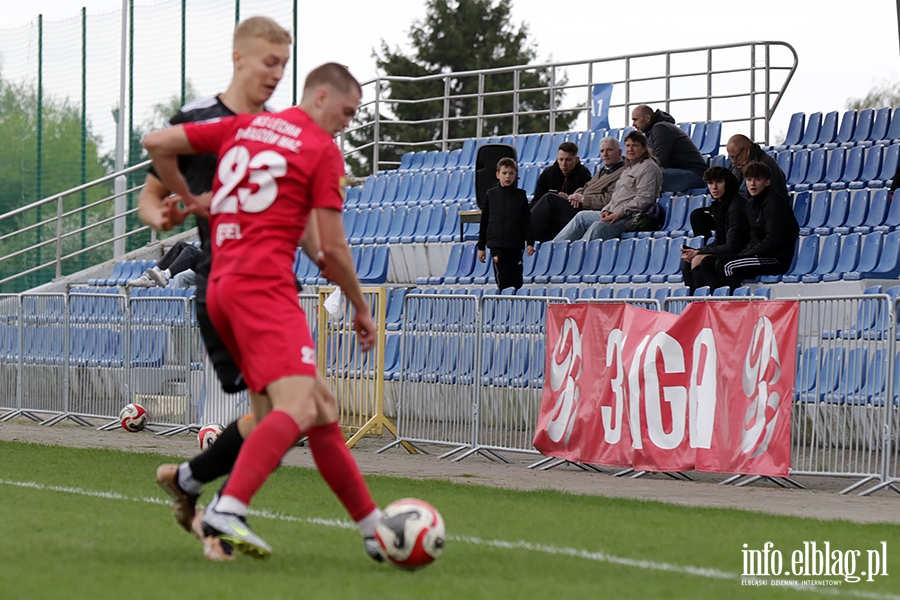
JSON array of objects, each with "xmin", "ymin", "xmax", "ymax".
[{"xmin": 349, "ymin": 41, "xmax": 798, "ymax": 173}]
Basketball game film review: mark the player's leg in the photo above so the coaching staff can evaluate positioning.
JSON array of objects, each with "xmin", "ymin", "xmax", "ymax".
[
  {"xmin": 156, "ymin": 281, "xmax": 254, "ymax": 533},
  {"xmin": 202, "ymin": 375, "xmax": 316, "ymax": 558},
  {"xmin": 305, "ymin": 374, "xmax": 383, "ymax": 561}
]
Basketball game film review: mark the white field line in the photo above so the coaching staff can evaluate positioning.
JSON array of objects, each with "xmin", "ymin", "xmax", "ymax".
[{"xmin": 1, "ymin": 478, "xmax": 897, "ymax": 600}]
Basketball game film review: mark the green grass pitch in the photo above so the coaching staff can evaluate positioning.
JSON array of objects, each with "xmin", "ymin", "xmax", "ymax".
[{"xmin": 0, "ymin": 440, "xmax": 898, "ymax": 600}]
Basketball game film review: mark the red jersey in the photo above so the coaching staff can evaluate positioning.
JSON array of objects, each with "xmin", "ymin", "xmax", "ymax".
[{"xmin": 182, "ymin": 107, "xmax": 344, "ymax": 281}]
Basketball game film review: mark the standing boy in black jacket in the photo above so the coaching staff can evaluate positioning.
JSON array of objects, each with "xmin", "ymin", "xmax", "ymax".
[
  {"xmin": 478, "ymin": 158, "xmax": 535, "ymax": 291},
  {"xmin": 700, "ymin": 162, "xmax": 799, "ymax": 292}
]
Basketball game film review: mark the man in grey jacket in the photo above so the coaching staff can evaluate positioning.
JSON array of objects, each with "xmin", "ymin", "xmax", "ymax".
[
  {"xmin": 554, "ymin": 130, "xmax": 663, "ymax": 242},
  {"xmin": 632, "ymin": 104, "xmax": 707, "ymax": 193}
]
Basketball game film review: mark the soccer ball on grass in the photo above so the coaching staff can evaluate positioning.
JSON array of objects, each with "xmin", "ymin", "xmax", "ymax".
[
  {"xmin": 374, "ymin": 498, "xmax": 445, "ymax": 570},
  {"xmin": 197, "ymin": 423, "xmax": 224, "ymax": 451},
  {"xmin": 119, "ymin": 403, "xmax": 148, "ymax": 432}
]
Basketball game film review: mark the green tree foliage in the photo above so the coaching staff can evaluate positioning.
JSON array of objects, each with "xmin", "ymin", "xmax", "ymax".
[
  {"xmin": 0, "ymin": 75, "xmax": 111, "ymax": 291},
  {"xmin": 847, "ymin": 80, "xmax": 900, "ymax": 110},
  {"xmin": 345, "ymin": 0, "xmax": 577, "ymax": 175}
]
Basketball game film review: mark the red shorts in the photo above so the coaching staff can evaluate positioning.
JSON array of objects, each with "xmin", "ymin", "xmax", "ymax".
[{"xmin": 206, "ymin": 273, "xmax": 317, "ymax": 393}]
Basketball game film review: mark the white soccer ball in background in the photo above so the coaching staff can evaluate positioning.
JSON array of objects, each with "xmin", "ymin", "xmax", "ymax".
[
  {"xmin": 197, "ymin": 423, "xmax": 224, "ymax": 451},
  {"xmin": 375, "ymin": 498, "xmax": 445, "ymax": 570},
  {"xmin": 119, "ymin": 403, "xmax": 148, "ymax": 432}
]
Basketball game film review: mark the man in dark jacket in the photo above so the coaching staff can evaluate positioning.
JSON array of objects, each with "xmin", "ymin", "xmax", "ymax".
[
  {"xmin": 700, "ymin": 162, "xmax": 799, "ymax": 292},
  {"xmin": 632, "ymin": 104, "xmax": 707, "ymax": 193},
  {"xmin": 530, "ymin": 137, "xmax": 624, "ymax": 242},
  {"xmin": 681, "ymin": 167, "xmax": 749, "ymax": 293},
  {"xmin": 478, "ymin": 158, "xmax": 535, "ymax": 291},
  {"xmin": 531, "ymin": 141, "xmax": 592, "ymax": 205},
  {"xmin": 726, "ymin": 134, "xmax": 787, "ymax": 198}
]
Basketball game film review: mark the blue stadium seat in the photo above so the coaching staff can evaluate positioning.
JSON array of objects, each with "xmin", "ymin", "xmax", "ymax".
[
  {"xmin": 569, "ymin": 239, "xmax": 602, "ymax": 283},
  {"xmin": 873, "ymin": 190, "xmax": 900, "ymax": 233},
  {"xmin": 616, "ymin": 237, "xmax": 651, "ymax": 283},
  {"xmin": 653, "ymin": 194, "xmax": 688, "ymax": 238},
  {"xmin": 585, "ymin": 130, "xmax": 605, "ymax": 159},
  {"xmin": 815, "ymin": 347, "xmax": 845, "ymax": 402},
  {"xmin": 430, "ymin": 171, "xmax": 450, "ymax": 202},
  {"xmin": 793, "ymin": 148, "xmax": 826, "ymax": 191},
  {"xmin": 359, "ymin": 245, "xmax": 390, "ymax": 284},
  {"xmin": 458, "ymin": 249, "xmax": 493, "ymax": 285},
  {"xmin": 849, "ymin": 146, "xmax": 883, "ymax": 191},
  {"xmin": 551, "ymin": 240, "xmax": 585, "ymax": 284},
  {"xmin": 348, "ymin": 209, "xmax": 370, "ymax": 244},
  {"xmin": 690, "ymin": 122, "xmax": 706, "ymax": 149},
  {"xmin": 800, "ymin": 233, "xmax": 840, "ymax": 283},
  {"xmin": 753, "ymin": 287, "xmax": 771, "ymax": 299},
  {"xmin": 442, "ymin": 244, "xmax": 477, "ymax": 285},
  {"xmin": 700, "ymin": 121, "xmax": 722, "ymax": 156},
  {"xmin": 693, "ymin": 286, "xmax": 710, "ymax": 296},
  {"xmin": 776, "ymin": 112, "xmax": 805, "ymax": 149},
  {"xmin": 786, "ymin": 149, "xmax": 810, "ymax": 189},
  {"xmin": 792, "ymin": 191, "xmax": 811, "ymax": 227},
  {"xmin": 792, "ymin": 111, "xmax": 821, "ymax": 148},
  {"xmin": 363, "ymin": 207, "xmax": 395, "ymax": 244},
  {"xmin": 432, "ymin": 151, "xmax": 448, "ymax": 171},
  {"xmin": 616, "ymin": 287, "xmax": 634, "ymax": 299},
  {"xmin": 843, "ymin": 232, "xmax": 885, "ymax": 280},
  {"xmin": 869, "ymin": 107, "xmax": 891, "ymax": 146},
  {"xmin": 420, "ymin": 151, "xmax": 438, "ymax": 171},
  {"xmin": 878, "ymin": 109, "xmax": 900, "ymax": 144},
  {"xmin": 440, "ymin": 205, "xmax": 465, "ymax": 242},
  {"xmin": 845, "ymin": 108, "xmax": 874, "ymax": 147},
  {"xmin": 458, "ymin": 139, "xmax": 476, "ymax": 168},
  {"xmin": 535, "ymin": 242, "xmax": 570, "ymax": 284},
  {"xmin": 458, "ymin": 170, "xmax": 475, "ymax": 200},
  {"xmin": 833, "ymin": 190, "xmax": 869, "ymax": 234},
  {"xmin": 444, "ymin": 148, "xmax": 462, "ymax": 171},
  {"xmin": 443, "ymin": 170, "xmax": 463, "ymax": 201},
  {"xmin": 398, "ymin": 152, "xmax": 414, "ymax": 171},
  {"xmin": 813, "ymin": 111, "xmax": 839, "ymax": 147},
  {"xmin": 765, "ymin": 236, "xmax": 817, "ymax": 283},
  {"xmin": 821, "ymin": 233, "xmax": 861, "ymax": 282},
  {"xmin": 421, "ymin": 204, "xmax": 447, "ymax": 242},
  {"xmin": 382, "ymin": 174, "xmax": 401, "ymax": 204},
  {"xmin": 794, "ymin": 347, "xmax": 820, "ymax": 403},
  {"xmin": 861, "ymin": 229, "xmax": 900, "ymax": 278},
  {"xmin": 853, "ymin": 189, "xmax": 890, "ymax": 234},
  {"xmin": 733, "ymin": 286, "xmax": 751, "ymax": 296},
  {"xmin": 869, "ymin": 144, "xmax": 899, "ymax": 188},
  {"xmin": 345, "ymin": 186, "xmax": 362, "ymax": 207},
  {"xmin": 650, "ymin": 235, "xmax": 688, "ymax": 284},
  {"xmin": 632, "ymin": 237, "xmax": 669, "ymax": 284},
  {"xmin": 417, "ymin": 172, "xmax": 438, "ymax": 204},
  {"xmin": 813, "ymin": 189, "xmax": 849, "ymax": 234},
  {"xmin": 826, "ymin": 110, "xmax": 857, "ymax": 148},
  {"xmin": 597, "ymin": 238, "xmax": 635, "ymax": 284},
  {"xmin": 799, "ymin": 191, "xmax": 831, "ymax": 235},
  {"xmin": 776, "ymin": 150, "xmax": 792, "ymax": 177},
  {"xmin": 582, "ymin": 239, "xmax": 619, "ymax": 284},
  {"xmin": 712, "ymin": 286, "xmax": 730, "ymax": 297},
  {"xmin": 399, "ymin": 205, "xmax": 427, "ymax": 243},
  {"xmin": 829, "ymin": 145, "xmax": 863, "ymax": 189},
  {"xmin": 810, "ymin": 147, "xmax": 844, "ymax": 191},
  {"xmin": 524, "ymin": 242, "xmax": 555, "ymax": 284},
  {"xmin": 400, "ymin": 172, "xmax": 423, "ymax": 204}
]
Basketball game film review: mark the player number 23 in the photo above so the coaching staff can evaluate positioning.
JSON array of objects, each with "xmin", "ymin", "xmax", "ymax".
[{"xmin": 210, "ymin": 146, "xmax": 287, "ymax": 214}]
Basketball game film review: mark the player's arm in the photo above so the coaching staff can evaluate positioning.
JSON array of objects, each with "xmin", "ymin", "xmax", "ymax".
[
  {"xmin": 299, "ymin": 212, "xmax": 329, "ymax": 277},
  {"xmin": 142, "ymin": 125, "xmax": 207, "ymax": 217},
  {"xmin": 315, "ymin": 207, "xmax": 375, "ymax": 351},
  {"xmin": 138, "ymin": 174, "xmax": 188, "ymax": 231}
]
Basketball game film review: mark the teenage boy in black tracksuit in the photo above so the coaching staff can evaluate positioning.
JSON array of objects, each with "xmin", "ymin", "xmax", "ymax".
[
  {"xmin": 478, "ymin": 158, "xmax": 535, "ymax": 291},
  {"xmin": 700, "ymin": 161, "xmax": 799, "ymax": 292}
]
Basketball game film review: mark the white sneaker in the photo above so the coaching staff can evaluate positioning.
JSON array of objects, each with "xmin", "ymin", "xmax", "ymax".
[
  {"xmin": 147, "ymin": 266, "xmax": 170, "ymax": 287},
  {"xmin": 128, "ymin": 273, "xmax": 154, "ymax": 287}
]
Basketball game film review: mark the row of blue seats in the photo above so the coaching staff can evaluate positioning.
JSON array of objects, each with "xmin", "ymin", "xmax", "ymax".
[
  {"xmin": 776, "ymin": 108, "xmax": 900, "ymax": 151},
  {"xmin": 341, "ymin": 204, "xmax": 476, "ymax": 245},
  {"xmin": 7, "ymin": 325, "xmax": 168, "ymax": 368},
  {"xmin": 294, "ymin": 244, "xmax": 389, "ymax": 285},
  {"xmin": 778, "ymin": 143, "xmax": 898, "ymax": 191},
  {"xmin": 396, "ymin": 122, "xmax": 723, "ymax": 173},
  {"xmin": 88, "ymin": 260, "xmax": 157, "ymax": 287},
  {"xmin": 796, "ymin": 346, "xmax": 900, "ymax": 405},
  {"xmin": 770, "ymin": 231, "xmax": 900, "ymax": 283}
]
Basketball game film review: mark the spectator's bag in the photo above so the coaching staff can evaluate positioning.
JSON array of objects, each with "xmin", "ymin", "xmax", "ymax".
[{"xmin": 630, "ymin": 202, "xmax": 666, "ymax": 232}]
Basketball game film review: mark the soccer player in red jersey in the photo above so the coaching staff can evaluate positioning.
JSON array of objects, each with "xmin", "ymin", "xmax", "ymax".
[{"xmin": 143, "ymin": 63, "xmax": 383, "ymax": 560}]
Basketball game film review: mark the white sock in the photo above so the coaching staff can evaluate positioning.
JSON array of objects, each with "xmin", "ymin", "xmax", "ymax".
[
  {"xmin": 215, "ymin": 495, "xmax": 248, "ymax": 517},
  {"xmin": 356, "ymin": 508, "xmax": 382, "ymax": 538},
  {"xmin": 163, "ymin": 268, "xmax": 172, "ymax": 278},
  {"xmin": 176, "ymin": 462, "xmax": 202, "ymax": 495}
]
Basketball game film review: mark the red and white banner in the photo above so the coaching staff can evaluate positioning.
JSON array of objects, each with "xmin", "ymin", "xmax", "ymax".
[{"xmin": 534, "ymin": 301, "xmax": 799, "ymax": 477}]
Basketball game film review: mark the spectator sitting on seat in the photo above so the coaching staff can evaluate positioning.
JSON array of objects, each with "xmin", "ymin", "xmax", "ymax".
[
  {"xmin": 726, "ymin": 134, "xmax": 787, "ymax": 198},
  {"xmin": 631, "ymin": 104, "xmax": 707, "ymax": 193},
  {"xmin": 699, "ymin": 161, "xmax": 799, "ymax": 293},
  {"xmin": 477, "ymin": 158, "xmax": 535, "ymax": 291},
  {"xmin": 680, "ymin": 167, "xmax": 749, "ymax": 294},
  {"xmin": 129, "ymin": 240, "xmax": 202, "ymax": 288},
  {"xmin": 530, "ymin": 137, "xmax": 625, "ymax": 242},
  {"xmin": 530, "ymin": 141, "xmax": 592, "ymax": 212},
  {"xmin": 553, "ymin": 130, "xmax": 663, "ymax": 242}
]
